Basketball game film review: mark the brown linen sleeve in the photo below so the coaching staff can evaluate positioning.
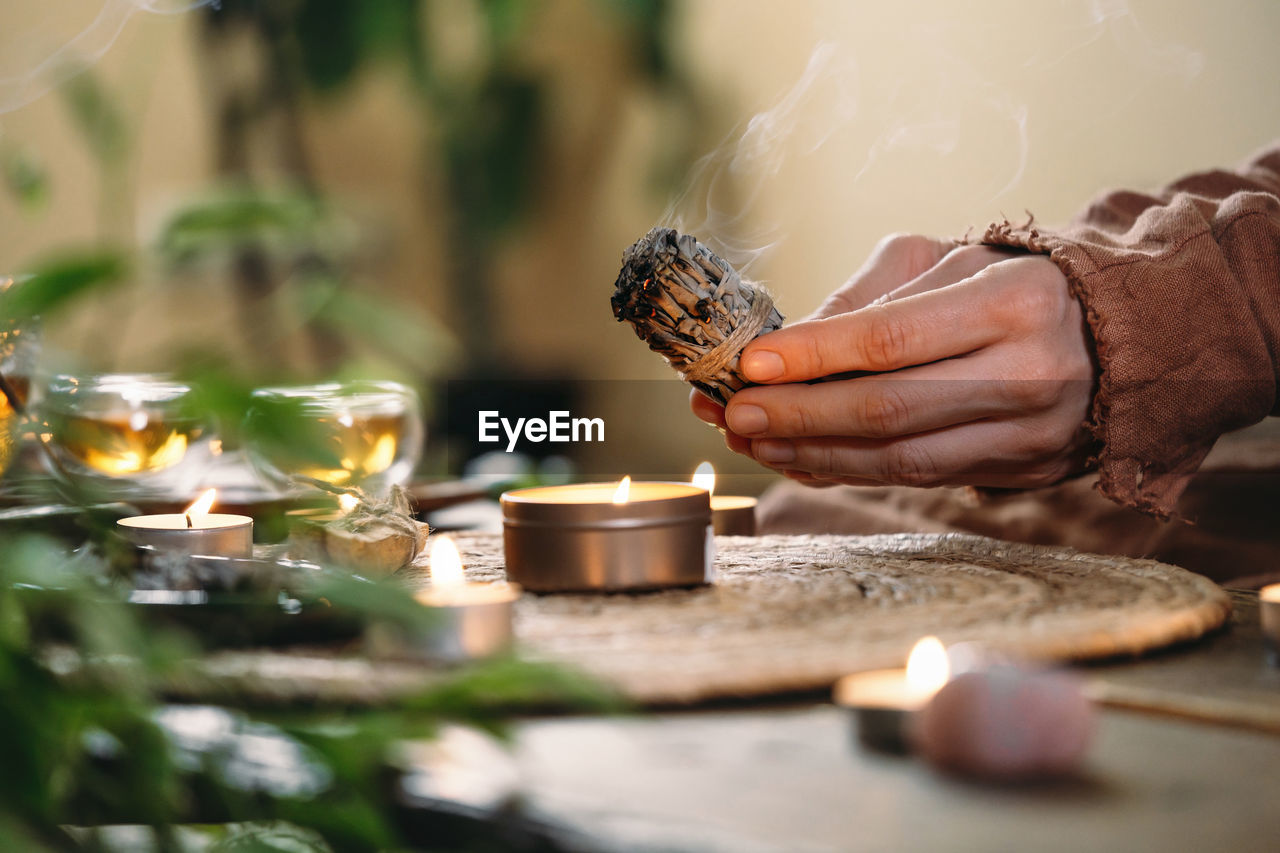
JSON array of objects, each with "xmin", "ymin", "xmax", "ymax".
[{"xmin": 981, "ymin": 144, "xmax": 1280, "ymax": 518}]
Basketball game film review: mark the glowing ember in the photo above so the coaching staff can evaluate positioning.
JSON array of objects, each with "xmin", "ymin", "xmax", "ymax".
[
  {"xmin": 611, "ymin": 475, "xmax": 632, "ymax": 505},
  {"xmin": 692, "ymin": 461, "xmax": 716, "ymax": 496},
  {"xmin": 906, "ymin": 636, "xmax": 950, "ymax": 694},
  {"xmin": 337, "ymin": 493, "xmax": 360, "ymax": 514}
]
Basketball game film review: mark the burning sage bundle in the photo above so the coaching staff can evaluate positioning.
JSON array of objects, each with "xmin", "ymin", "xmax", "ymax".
[{"xmin": 611, "ymin": 227, "xmax": 783, "ymax": 406}]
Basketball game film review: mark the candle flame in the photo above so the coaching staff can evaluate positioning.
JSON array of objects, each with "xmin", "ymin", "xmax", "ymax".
[
  {"xmin": 612, "ymin": 475, "xmax": 632, "ymax": 505},
  {"xmin": 429, "ymin": 535, "xmax": 465, "ymax": 591},
  {"xmin": 905, "ymin": 636, "xmax": 950, "ymax": 693},
  {"xmin": 183, "ymin": 489, "xmax": 217, "ymax": 525},
  {"xmin": 692, "ymin": 461, "xmax": 716, "ymax": 495},
  {"xmin": 337, "ymin": 493, "xmax": 360, "ymax": 514}
]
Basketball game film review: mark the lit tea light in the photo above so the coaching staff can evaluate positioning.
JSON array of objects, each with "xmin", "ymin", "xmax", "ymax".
[
  {"xmin": 692, "ymin": 462, "xmax": 757, "ymax": 536},
  {"xmin": 833, "ymin": 636, "xmax": 951, "ymax": 753},
  {"xmin": 501, "ymin": 477, "xmax": 713, "ymax": 593},
  {"xmin": 402, "ymin": 535, "xmax": 519, "ymax": 663},
  {"xmin": 612, "ymin": 475, "xmax": 631, "ymax": 504},
  {"xmin": 117, "ymin": 488, "xmax": 253, "ymax": 558},
  {"xmin": 1261, "ymin": 584, "xmax": 1280, "ymax": 667}
]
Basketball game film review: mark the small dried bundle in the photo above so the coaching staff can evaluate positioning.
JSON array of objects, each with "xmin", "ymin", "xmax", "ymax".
[
  {"xmin": 289, "ymin": 484, "xmax": 429, "ymax": 575},
  {"xmin": 612, "ymin": 226, "xmax": 783, "ymax": 405}
]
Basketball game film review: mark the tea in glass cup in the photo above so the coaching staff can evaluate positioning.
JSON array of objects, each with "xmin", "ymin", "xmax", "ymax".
[
  {"xmin": 41, "ymin": 373, "xmax": 215, "ymax": 497},
  {"xmin": 0, "ymin": 275, "xmax": 41, "ymax": 476},
  {"xmin": 244, "ymin": 381, "xmax": 423, "ymax": 494}
]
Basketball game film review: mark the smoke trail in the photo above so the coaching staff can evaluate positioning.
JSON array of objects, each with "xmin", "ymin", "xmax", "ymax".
[
  {"xmin": 1027, "ymin": 0, "xmax": 1204, "ymax": 79},
  {"xmin": 660, "ymin": 42, "xmax": 859, "ymax": 273},
  {"xmin": 0, "ymin": 1, "xmax": 218, "ymax": 116},
  {"xmin": 661, "ymin": 0, "xmax": 1204, "ymax": 267}
]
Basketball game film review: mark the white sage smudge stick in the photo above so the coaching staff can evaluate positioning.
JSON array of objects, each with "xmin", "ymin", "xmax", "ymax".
[{"xmin": 612, "ymin": 226, "xmax": 783, "ymax": 405}]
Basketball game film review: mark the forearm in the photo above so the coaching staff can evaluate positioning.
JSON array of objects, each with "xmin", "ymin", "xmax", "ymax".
[{"xmin": 982, "ymin": 144, "xmax": 1280, "ymax": 517}]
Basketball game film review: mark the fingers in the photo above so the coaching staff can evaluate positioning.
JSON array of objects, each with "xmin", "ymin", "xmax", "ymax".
[
  {"xmin": 742, "ymin": 267, "xmax": 1013, "ymax": 383},
  {"xmin": 748, "ymin": 417, "xmax": 1084, "ymax": 489},
  {"xmin": 688, "ymin": 387, "xmax": 753, "ymax": 457},
  {"xmin": 879, "ymin": 244, "xmax": 1018, "ymax": 303},
  {"xmin": 689, "ymin": 388, "xmax": 726, "ymax": 429},
  {"xmin": 806, "ymin": 234, "xmax": 956, "ymax": 321},
  {"xmin": 725, "ymin": 352, "xmax": 1044, "ymax": 440}
]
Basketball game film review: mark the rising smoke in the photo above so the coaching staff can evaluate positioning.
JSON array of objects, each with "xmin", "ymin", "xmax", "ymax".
[
  {"xmin": 0, "ymin": 1, "xmax": 218, "ymax": 117},
  {"xmin": 659, "ymin": 0, "xmax": 1203, "ymax": 271}
]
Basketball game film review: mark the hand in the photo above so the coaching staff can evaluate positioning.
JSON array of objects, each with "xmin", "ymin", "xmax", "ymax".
[{"xmin": 690, "ymin": 235, "xmax": 1097, "ymax": 489}]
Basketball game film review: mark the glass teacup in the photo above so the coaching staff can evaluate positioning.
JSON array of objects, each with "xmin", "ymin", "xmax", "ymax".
[
  {"xmin": 41, "ymin": 373, "xmax": 216, "ymax": 498},
  {"xmin": 0, "ymin": 275, "xmax": 41, "ymax": 476},
  {"xmin": 243, "ymin": 380, "xmax": 423, "ymax": 495}
]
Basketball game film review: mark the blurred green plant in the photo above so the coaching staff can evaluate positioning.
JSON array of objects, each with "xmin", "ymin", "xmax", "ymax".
[
  {"xmin": 0, "ymin": 5, "xmax": 687, "ymax": 845},
  {"xmin": 0, "ymin": 532, "xmax": 620, "ymax": 850},
  {"xmin": 199, "ymin": 0, "xmax": 692, "ymax": 372},
  {"xmin": 1, "ymin": 143, "xmax": 49, "ymax": 210}
]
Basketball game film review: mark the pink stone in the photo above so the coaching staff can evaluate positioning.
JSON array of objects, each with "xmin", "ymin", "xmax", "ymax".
[{"xmin": 912, "ymin": 668, "xmax": 1095, "ymax": 780}]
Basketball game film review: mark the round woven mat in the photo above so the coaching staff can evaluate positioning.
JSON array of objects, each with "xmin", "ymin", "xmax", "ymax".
[
  {"xmin": 409, "ymin": 532, "xmax": 1230, "ymax": 704},
  {"xmin": 176, "ymin": 533, "xmax": 1229, "ymax": 706}
]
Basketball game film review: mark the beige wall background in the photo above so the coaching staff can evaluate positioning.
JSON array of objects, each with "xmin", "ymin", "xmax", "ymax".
[{"xmin": 2, "ymin": 0, "xmax": 1277, "ymax": 488}]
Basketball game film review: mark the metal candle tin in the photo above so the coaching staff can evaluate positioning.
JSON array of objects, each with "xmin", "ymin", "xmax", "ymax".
[
  {"xmin": 501, "ymin": 482, "xmax": 713, "ymax": 593},
  {"xmin": 1261, "ymin": 584, "xmax": 1280, "ymax": 667},
  {"xmin": 833, "ymin": 669, "xmax": 923, "ymax": 754},
  {"xmin": 117, "ymin": 514, "xmax": 254, "ymax": 558},
  {"xmin": 710, "ymin": 496, "xmax": 757, "ymax": 536}
]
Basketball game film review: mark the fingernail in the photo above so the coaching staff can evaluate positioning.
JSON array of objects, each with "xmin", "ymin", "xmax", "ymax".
[
  {"xmin": 742, "ymin": 350, "xmax": 784, "ymax": 381},
  {"xmin": 755, "ymin": 439, "xmax": 796, "ymax": 464},
  {"xmin": 726, "ymin": 404, "xmax": 768, "ymax": 435}
]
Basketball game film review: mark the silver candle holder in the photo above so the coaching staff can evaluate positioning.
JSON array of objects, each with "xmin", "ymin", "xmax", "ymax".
[
  {"xmin": 117, "ymin": 490, "xmax": 253, "ymax": 558},
  {"xmin": 371, "ymin": 536, "xmax": 519, "ymax": 664},
  {"xmin": 501, "ymin": 479, "xmax": 713, "ymax": 593},
  {"xmin": 1262, "ymin": 584, "xmax": 1280, "ymax": 667}
]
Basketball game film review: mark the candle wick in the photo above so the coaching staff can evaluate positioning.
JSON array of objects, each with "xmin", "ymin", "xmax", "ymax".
[{"xmin": 185, "ymin": 513, "xmax": 194, "ymax": 529}]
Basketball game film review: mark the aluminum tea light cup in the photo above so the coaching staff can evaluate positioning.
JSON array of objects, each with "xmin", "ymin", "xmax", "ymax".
[
  {"xmin": 833, "ymin": 636, "xmax": 951, "ymax": 754},
  {"xmin": 117, "ymin": 489, "xmax": 253, "ymax": 558},
  {"xmin": 372, "ymin": 536, "xmax": 519, "ymax": 664},
  {"xmin": 501, "ymin": 478, "xmax": 713, "ymax": 593},
  {"xmin": 1261, "ymin": 584, "xmax": 1280, "ymax": 667},
  {"xmin": 692, "ymin": 462, "xmax": 756, "ymax": 536}
]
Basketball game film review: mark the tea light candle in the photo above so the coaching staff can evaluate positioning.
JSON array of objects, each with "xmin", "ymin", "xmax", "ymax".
[
  {"xmin": 406, "ymin": 536, "xmax": 518, "ymax": 663},
  {"xmin": 117, "ymin": 489, "xmax": 253, "ymax": 558},
  {"xmin": 501, "ymin": 477, "xmax": 713, "ymax": 593},
  {"xmin": 1261, "ymin": 584, "xmax": 1280, "ymax": 666},
  {"xmin": 692, "ymin": 462, "xmax": 757, "ymax": 536},
  {"xmin": 833, "ymin": 636, "xmax": 950, "ymax": 753}
]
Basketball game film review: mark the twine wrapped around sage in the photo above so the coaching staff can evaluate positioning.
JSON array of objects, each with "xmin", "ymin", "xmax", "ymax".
[{"xmin": 612, "ymin": 227, "xmax": 784, "ymax": 405}]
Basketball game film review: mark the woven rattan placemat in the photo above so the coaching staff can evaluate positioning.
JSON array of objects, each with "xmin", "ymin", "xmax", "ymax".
[{"xmin": 173, "ymin": 533, "xmax": 1230, "ymax": 706}]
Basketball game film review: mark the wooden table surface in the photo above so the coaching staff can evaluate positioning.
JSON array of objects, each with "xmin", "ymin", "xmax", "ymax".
[{"xmin": 440, "ymin": 589, "xmax": 1280, "ymax": 852}]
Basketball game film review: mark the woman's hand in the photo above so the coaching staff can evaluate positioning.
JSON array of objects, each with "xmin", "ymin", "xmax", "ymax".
[{"xmin": 690, "ymin": 235, "xmax": 1097, "ymax": 489}]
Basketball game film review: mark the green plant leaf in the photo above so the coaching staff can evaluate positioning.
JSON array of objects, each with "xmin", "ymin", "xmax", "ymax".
[
  {"xmin": 293, "ymin": 0, "xmax": 365, "ymax": 93},
  {"xmin": 59, "ymin": 70, "xmax": 128, "ymax": 165},
  {"xmin": 480, "ymin": 0, "xmax": 531, "ymax": 45},
  {"xmin": 444, "ymin": 71, "xmax": 544, "ymax": 238},
  {"xmin": 155, "ymin": 189, "xmax": 332, "ymax": 267},
  {"xmin": 2, "ymin": 249, "xmax": 129, "ymax": 321},
  {"xmin": 1, "ymin": 146, "xmax": 49, "ymax": 210},
  {"xmin": 293, "ymin": 273, "xmax": 456, "ymax": 374}
]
